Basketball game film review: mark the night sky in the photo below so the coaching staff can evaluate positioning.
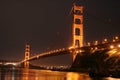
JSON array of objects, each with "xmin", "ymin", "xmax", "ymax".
[{"xmin": 0, "ymin": 0, "xmax": 120, "ymax": 65}]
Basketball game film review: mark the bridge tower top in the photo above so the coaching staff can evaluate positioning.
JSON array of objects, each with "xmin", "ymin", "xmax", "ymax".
[
  {"xmin": 72, "ymin": 4, "xmax": 84, "ymax": 48},
  {"xmin": 24, "ymin": 44, "xmax": 30, "ymax": 60}
]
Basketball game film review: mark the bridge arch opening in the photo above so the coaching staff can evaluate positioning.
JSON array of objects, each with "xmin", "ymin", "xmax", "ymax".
[
  {"xmin": 75, "ymin": 18, "xmax": 81, "ymax": 24},
  {"xmin": 75, "ymin": 39, "xmax": 80, "ymax": 47},
  {"xmin": 75, "ymin": 28, "xmax": 80, "ymax": 35},
  {"xmin": 74, "ymin": 10, "xmax": 82, "ymax": 15}
]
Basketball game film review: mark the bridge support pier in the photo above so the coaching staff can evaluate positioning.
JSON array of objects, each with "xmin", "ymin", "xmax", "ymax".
[
  {"xmin": 24, "ymin": 61, "xmax": 29, "ymax": 68},
  {"xmin": 73, "ymin": 52, "xmax": 77, "ymax": 62}
]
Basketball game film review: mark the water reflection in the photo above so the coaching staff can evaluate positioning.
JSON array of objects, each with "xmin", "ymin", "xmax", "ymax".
[
  {"xmin": 0, "ymin": 68, "xmax": 120, "ymax": 80},
  {"xmin": 67, "ymin": 72, "xmax": 91, "ymax": 80}
]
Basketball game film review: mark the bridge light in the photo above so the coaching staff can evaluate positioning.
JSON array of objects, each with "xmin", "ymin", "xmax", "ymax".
[
  {"xmin": 94, "ymin": 41, "xmax": 98, "ymax": 45},
  {"xmin": 62, "ymin": 48, "xmax": 65, "ymax": 51},
  {"xmin": 51, "ymin": 51, "xmax": 53, "ymax": 53},
  {"xmin": 79, "ymin": 50, "xmax": 82, "ymax": 53},
  {"xmin": 118, "ymin": 44, "xmax": 120, "ymax": 48},
  {"xmin": 95, "ymin": 47, "xmax": 98, "ymax": 50},
  {"xmin": 58, "ymin": 49, "xmax": 60, "ymax": 51},
  {"xmin": 112, "ymin": 36, "xmax": 119, "ymax": 42},
  {"xmin": 87, "ymin": 42, "xmax": 91, "ymax": 46},
  {"xmin": 115, "ymin": 36, "xmax": 119, "ymax": 40},
  {"xmin": 76, "ymin": 50, "xmax": 79, "ymax": 53},
  {"xmin": 37, "ymin": 56, "xmax": 39, "ymax": 58},
  {"xmin": 112, "ymin": 39, "xmax": 115, "ymax": 42},
  {"xmin": 104, "ymin": 38, "xmax": 107, "ymax": 42},
  {"xmin": 91, "ymin": 48, "xmax": 93, "ymax": 50},
  {"xmin": 48, "ymin": 52, "xmax": 50, "ymax": 54},
  {"xmin": 68, "ymin": 46, "xmax": 74, "ymax": 50},
  {"xmin": 102, "ymin": 38, "xmax": 108, "ymax": 44},
  {"xmin": 56, "ymin": 50, "xmax": 58, "ymax": 52},
  {"xmin": 13, "ymin": 63, "xmax": 17, "ymax": 66},
  {"xmin": 110, "ymin": 45, "xmax": 114, "ymax": 49}
]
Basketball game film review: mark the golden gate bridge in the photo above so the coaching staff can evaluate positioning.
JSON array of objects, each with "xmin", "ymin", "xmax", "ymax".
[
  {"xmin": 1, "ymin": 3, "xmax": 120, "ymax": 70},
  {"xmin": 19, "ymin": 36, "xmax": 120, "ymax": 68}
]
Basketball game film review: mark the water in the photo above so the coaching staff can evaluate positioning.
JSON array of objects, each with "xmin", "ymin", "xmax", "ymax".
[{"xmin": 0, "ymin": 68, "xmax": 120, "ymax": 80}]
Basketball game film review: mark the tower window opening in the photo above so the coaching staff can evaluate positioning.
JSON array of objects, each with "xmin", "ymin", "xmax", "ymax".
[
  {"xmin": 75, "ymin": 28, "xmax": 80, "ymax": 35},
  {"xmin": 26, "ymin": 50, "xmax": 29, "ymax": 52},
  {"xmin": 75, "ymin": 18, "xmax": 81, "ymax": 24},
  {"xmin": 75, "ymin": 40, "xmax": 80, "ymax": 47},
  {"xmin": 26, "ymin": 53, "xmax": 28, "ymax": 56},
  {"xmin": 74, "ymin": 10, "xmax": 81, "ymax": 15}
]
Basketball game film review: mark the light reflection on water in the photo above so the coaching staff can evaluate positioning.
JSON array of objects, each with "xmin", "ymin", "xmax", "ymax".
[{"xmin": 0, "ymin": 68, "xmax": 120, "ymax": 80}]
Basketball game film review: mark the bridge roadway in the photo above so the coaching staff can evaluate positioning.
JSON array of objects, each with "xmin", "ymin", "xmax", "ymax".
[
  {"xmin": 19, "ymin": 40, "xmax": 120, "ymax": 64},
  {"xmin": 20, "ymin": 48, "xmax": 70, "ymax": 64}
]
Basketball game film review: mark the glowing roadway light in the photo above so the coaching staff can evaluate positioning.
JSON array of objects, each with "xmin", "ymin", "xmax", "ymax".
[
  {"xmin": 4, "ymin": 63, "xmax": 17, "ymax": 66},
  {"xmin": 59, "ymin": 49, "xmax": 62, "ymax": 51},
  {"xmin": 48, "ymin": 52, "xmax": 51, "ymax": 54},
  {"xmin": 104, "ymin": 38, "xmax": 107, "ymax": 42},
  {"xmin": 68, "ymin": 46, "xmax": 74, "ymax": 50},
  {"xmin": 79, "ymin": 50, "xmax": 83, "ymax": 53},
  {"xmin": 87, "ymin": 42, "xmax": 91, "ymax": 46},
  {"xmin": 52, "ymin": 50, "xmax": 54, "ymax": 53},
  {"xmin": 94, "ymin": 40, "xmax": 98, "ymax": 45},
  {"xmin": 118, "ymin": 44, "xmax": 120, "ymax": 48},
  {"xmin": 91, "ymin": 48, "xmax": 94, "ymax": 50},
  {"xmin": 95, "ymin": 47, "xmax": 98, "ymax": 50},
  {"xmin": 102, "ymin": 38, "xmax": 108, "ymax": 44},
  {"xmin": 76, "ymin": 50, "xmax": 79, "ymax": 54},
  {"xmin": 110, "ymin": 45, "xmax": 114, "ymax": 49},
  {"xmin": 75, "ymin": 50, "xmax": 83, "ymax": 54},
  {"xmin": 115, "ymin": 36, "xmax": 119, "ymax": 40},
  {"xmin": 50, "ymin": 51, "xmax": 53, "ymax": 53},
  {"xmin": 62, "ymin": 48, "xmax": 65, "ymax": 50},
  {"xmin": 37, "ymin": 56, "xmax": 39, "ymax": 58},
  {"xmin": 113, "ymin": 39, "xmax": 115, "ymax": 42},
  {"xmin": 56, "ymin": 49, "xmax": 58, "ymax": 52}
]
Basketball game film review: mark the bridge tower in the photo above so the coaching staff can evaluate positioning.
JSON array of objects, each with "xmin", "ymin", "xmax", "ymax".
[
  {"xmin": 24, "ymin": 44, "xmax": 30, "ymax": 68},
  {"xmin": 72, "ymin": 4, "xmax": 84, "ymax": 61}
]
